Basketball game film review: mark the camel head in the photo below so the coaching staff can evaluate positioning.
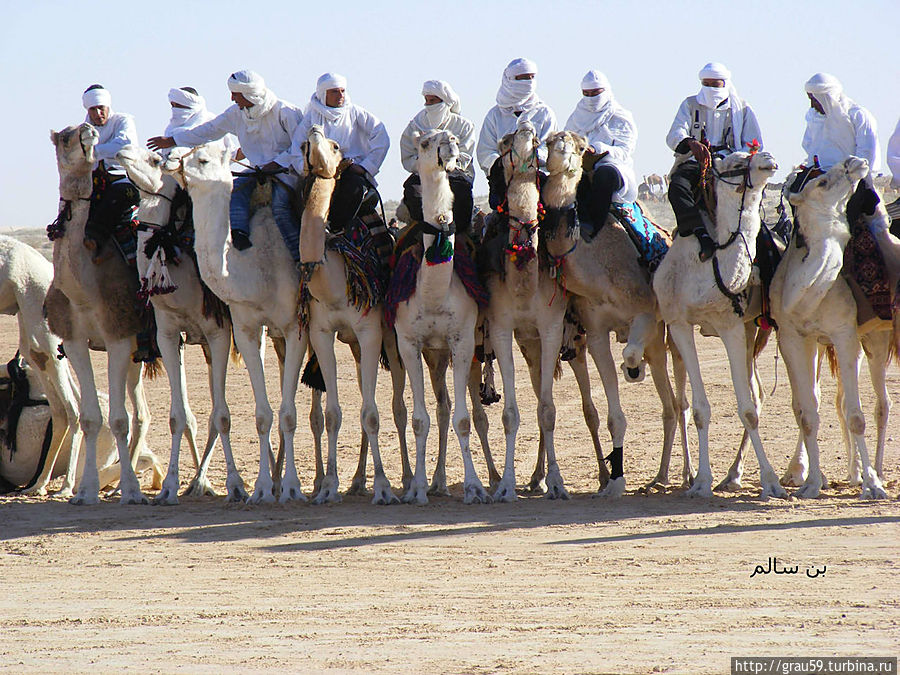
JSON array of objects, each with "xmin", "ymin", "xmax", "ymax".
[
  {"xmin": 545, "ymin": 131, "xmax": 588, "ymax": 176},
  {"xmin": 116, "ymin": 145, "xmax": 167, "ymax": 195},
  {"xmin": 787, "ymin": 156, "xmax": 868, "ymax": 215},
  {"xmin": 161, "ymin": 143, "xmax": 232, "ymax": 191},
  {"xmin": 498, "ymin": 122, "xmax": 539, "ymax": 182},
  {"xmin": 415, "ymin": 129, "xmax": 459, "ymax": 175},
  {"xmin": 712, "ymin": 150, "xmax": 778, "ymax": 200},
  {"xmin": 301, "ymin": 125, "xmax": 343, "ymax": 179},
  {"xmin": 49, "ymin": 123, "xmax": 98, "ymax": 174}
]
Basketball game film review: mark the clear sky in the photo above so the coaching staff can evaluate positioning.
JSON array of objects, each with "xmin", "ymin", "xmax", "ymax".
[{"xmin": 3, "ymin": 0, "xmax": 898, "ymax": 230}]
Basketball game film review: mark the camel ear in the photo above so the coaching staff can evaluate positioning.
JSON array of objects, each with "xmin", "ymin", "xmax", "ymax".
[
  {"xmin": 50, "ymin": 130, "xmax": 58, "ymax": 145},
  {"xmin": 419, "ymin": 137, "xmax": 431, "ymax": 151},
  {"xmin": 788, "ymin": 188, "xmax": 806, "ymax": 206},
  {"xmin": 300, "ymin": 141, "xmax": 308, "ymax": 157}
]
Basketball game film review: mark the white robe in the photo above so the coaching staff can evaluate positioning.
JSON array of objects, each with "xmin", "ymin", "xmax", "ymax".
[
  {"xmin": 476, "ymin": 103, "xmax": 557, "ymax": 174},
  {"xmin": 399, "ymin": 111, "xmax": 476, "ymax": 182},
  {"xmin": 565, "ymin": 102, "xmax": 638, "ymax": 203},
  {"xmin": 289, "ymin": 103, "xmax": 390, "ymax": 185},
  {"xmin": 887, "ymin": 117, "xmax": 900, "ymax": 188},
  {"xmin": 666, "ymin": 96, "xmax": 763, "ymax": 155},
  {"xmin": 89, "ymin": 112, "xmax": 138, "ymax": 174},
  {"xmin": 802, "ymin": 100, "xmax": 880, "ymax": 174},
  {"xmin": 165, "ymin": 109, "xmax": 238, "ymax": 159}
]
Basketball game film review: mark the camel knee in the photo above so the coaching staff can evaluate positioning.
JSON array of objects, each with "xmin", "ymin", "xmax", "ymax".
[
  {"xmin": 846, "ymin": 411, "xmax": 865, "ymax": 436},
  {"xmin": 607, "ymin": 412, "xmax": 626, "ymax": 439},
  {"xmin": 109, "ymin": 415, "xmax": 129, "ymax": 439},
  {"xmin": 280, "ymin": 411, "xmax": 297, "ymax": 434},
  {"xmin": 80, "ymin": 414, "xmax": 102, "ymax": 438},
  {"xmin": 361, "ymin": 407, "xmax": 379, "ymax": 436},
  {"xmin": 168, "ymin": 413, "xmax": 187, "ymax": 435},
  {"xmin": 412, "ymin": 413, "xmax": 430, "ymax": 437},
  {"xmin": 582, "ymin": 404, "xmax": 600, "ymax": 430},
  {"xmin": 255, "ymin": 410, "xmax": 273, "ymax": 435},
  {"xmin": 692, "ymin": 405, "xmax": 710, "ymax": 432},
  {"xmin": 28, "ymin": 348, "xmax": 49, "ymax": 371},
  {"xmin": 502, "ymin": 406, "xmax": 520, "ymax": 434},
  {"xmin": 799, "ymin": 411, "xmax": 819, "ymax": 437},
  {"xmin": 324, "ymin": 409, "xmax": 341, "ymax": 435},
  {"xmin": 538, "ymin": 401, "xmax": 556, "ymax": 432},
  {"xmin": 454, "ymin": 414, "xmax": 470, "ymax": 437},
  {"xmin": 741, "ymin": 409, "xmax": 759, "ymax": 430},
  {"xmin": 215, "ymin": 409, "xmax": 231, "ymax": 434}
]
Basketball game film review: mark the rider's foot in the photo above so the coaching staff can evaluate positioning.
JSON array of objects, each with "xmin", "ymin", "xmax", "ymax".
[{"xmin": 231, "ymin": 230, "xmax": 252, "ymax": 251}]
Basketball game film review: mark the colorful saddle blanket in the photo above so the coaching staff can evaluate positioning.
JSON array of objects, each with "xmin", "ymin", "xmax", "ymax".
[{"xmin": 611, "ymin": 201, "xmax": 669, "ymax": 271}]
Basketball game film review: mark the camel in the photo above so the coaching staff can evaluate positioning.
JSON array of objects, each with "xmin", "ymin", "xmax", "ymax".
[
  {"xmin": 770, "ymin": 156, "xmax": 887, "ymax": 499},
  {"xmin": 1, "ymin": 354, "xmax": 160, "ymax": 493},
  {"xmin": 483, "ymin": 123, "xmax": 567, "ymax": 502},
  {"xmin": 542, "ymin": 131, "xmax": 690, "ymax": 496},
  {"xmin": 48, "ymin": 124, "xmax": 158, "ymax": 504},
  {"xmin": 390, "ymin": 129, "xmax": 488, "ymax": 504},
  {"xmin": 162, "ymin": 142, "xmax": 307, "ymax": 504},
  {"xmin": 116, "ymin": 145, "xmax": 242, "ymax": 504},
  {"xmin": 652, "ymin": 150, "xmax": 785, "ymax": 498},
  {"xmin": 295, "ymin": 125, "xmax": 396, "ymax": 505}
]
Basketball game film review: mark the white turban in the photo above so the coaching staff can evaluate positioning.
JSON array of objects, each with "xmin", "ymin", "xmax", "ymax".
[
  {"xmin": 165, "ymin": 87, "xmax": 209, "ymax": 137},
  {"xmin": 315, "ymin": 72, "xmax": 348, "ymax": 105},
  {"xmin": 421, "ymin": 80, "xmax": 460, "ymax": 114},
  {"xmin": 82, "ymin": 87, "xmax": 111, "ymax": 110},
  {"xmin": 698, "ymin": 62, "xmax": 731, "ymax": 81},
  {"xmin": 804, "ymin": 72, "xmax": 847, "ymax": 118},
  {"xmin": 227, "ymin": 69, "xmax": 277, "ymax": 125},
  {"xmin": 306, "ymin": 72, "xmax": 349, "ymax": 125},
  {"xmin": 168, "ymin": 87, "xmax": 205, "ymax": 110},
  {"xmin": 496, "ymin": 58, "xmax": 540, "ymax": 113},
  {"xmin": 581, "ymin": 70, "xmax": 610, "ymax": 91}
]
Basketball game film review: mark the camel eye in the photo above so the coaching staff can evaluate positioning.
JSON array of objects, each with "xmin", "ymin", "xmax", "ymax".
[{"xmin": 198, "ymin": 158, "xmax": 209, "ymax": 165}]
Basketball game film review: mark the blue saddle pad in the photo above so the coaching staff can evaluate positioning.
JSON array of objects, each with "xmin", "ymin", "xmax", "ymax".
[{"xmin": 612, "ymin": 201, "xmax": 669, "ymax": 270}]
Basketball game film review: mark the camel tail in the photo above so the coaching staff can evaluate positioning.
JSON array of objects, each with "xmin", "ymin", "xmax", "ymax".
[
  {"xmin": 142, "ymin": 358, "xmax": 164, "ymax": 381},
  {"xmin": 891, "ymin": 312, "xmax": 900, "ymax": 365},
  {"xmin": 824, "ymin": 344, "xmax": 839, "ymax": 378},
  {"xmin": 753, "ymin": 326, "xmax": 773, "ymax": 359},
  {"xmin": 301, "ymin": 350, "xmax": 326, "ymax": 392},
  {"xmin": 229, "ymin": 329, "xmax": 243, "ymax": 366}
]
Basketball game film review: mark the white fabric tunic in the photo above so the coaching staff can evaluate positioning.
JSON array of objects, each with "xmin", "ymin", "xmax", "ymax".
[
  {"xmin": 566, "ymin": 100, "xmax": 638, "ymax": 203},
  {"xmin": 887, "ymin": 117, "xmax": 900, "ymax": 188},
  {"xmin": 802, "ymin": 102, "xmax": 880, "ymax": 174},
  {"xmin": 476, "ymin": 104, "xmax": 557, "ymax": 174},
  {"xmin": 399, "ymin": 111, "xmax": 476, "ymax": 182},
  {"xmin": 666, "ymin": 95, "xmax": 763, "ymax": 155},
  {"xmin": 88, "ymin": 112, "xmax": 138, "ymax": 174},
  {"xmin": 289, "ymin": 102, "xmax": 390, "ymax": 185}
]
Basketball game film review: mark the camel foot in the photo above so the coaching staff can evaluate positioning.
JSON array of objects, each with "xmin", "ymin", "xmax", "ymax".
[
  {"xmin": 525, "ymin": 471, "xmax": 545, "ymax": 494},
  {"xmin": 488, "ymin": 471, "xmax": 502, "ymax": 491},
  {"xmin": 427, "ymin": 479, "xmax": 451, "ymax": 497},
  {"xmin": 464, "ymin": 481, "xmax": 492, "ymax": 504},
  {"xmin": 311, "ymin": 477, "xmax": 341, "ymax": 505},
  {"xmin": 860, "ymin": 474, "xmax": 887, "ymax": 500},
  {"xmin": 54, "ymin": 486, "xmax": 74, "ymax": 499},
  {"xmin": 641, "ymin": 473, "xmax": 668, "ymax": 493},
  {"xmin": 682, "ymin": 470, "xmax": 696, "ymax": 489},
  {"xmin": 224, "ymin": 477, "xmax": 249, "ymax": 503},
  {"xmin": 714, "ymin": 474, "xmax": 743, "ymax": 492},
  {"xmin": 493, "ymin": 478, "xmax": 517, "ymax": 503},
  {"xmin": 248, "ymin": 480, "xmax": 276, "ymax": 505},
  {"xmin": 69, "ymin": 488, "xmax": 100, "ymax": 506},
  {"xmin": 279, "ymin": 478, "xmax": 307, "ymax": 504},
  {"xmin": 759, "ymin": 470, "xmax": 788, "ymax": 500},
  {"xmin": 119, "ymin": 487, "xmax": 149, "ymax": 505},
  {"xmin": 780, "ymin": 464, "xmax": 807, "ymax": 487},
  {"xmin": 344, "ymin": 477, "xmax": 369, "ymax": 496},
  {"xmin": 371, "ymin": 476, "xmax": 399, "ymax": 506},
  {"xmin": 183, "ymin": 475, "xmax": 218, "ymax": 498},
  {"xmin": 402, "ymin": 482, "xmax": 428, "ymax": 505},
  {"xmin": 400, "ymin": 472, "xmax": 413, "ymax": 494},
  {"xmin": 152, "ymin": 479, "xmax": 180, "ymax": 506},
  {"xmin": 544, "ymin": 468, "xmax": 569, "ymax": 500},
  {"xmin": 21, "ymin": 484, "xmax": 48, "ymax": 497},
  {"xmin": 595, "ymin": 476, "xmax": 625, "ymax": 499},
  {"xmin": 793, "ymin": 479, "xmax": 822, "ymax": 499},
  {"xmin": 686, "ymin": 476, "xmax": 713, "ymax": 498},
  {"xmin": 621, "ymin": 362, "xmax": 646, "ymax": 383},
  {"xmin": 847, "ymin": 470, "xmax": 863, "ymax": 487}
]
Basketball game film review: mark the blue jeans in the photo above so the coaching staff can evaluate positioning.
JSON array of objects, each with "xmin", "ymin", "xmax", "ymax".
[{"xmin": 230, "ymin": 173, "xmax": 300, "ymax": 262}]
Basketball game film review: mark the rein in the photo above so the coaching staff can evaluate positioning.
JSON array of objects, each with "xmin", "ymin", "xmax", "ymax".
[{"xmin": 47, "ymin": 195, "xmax": 90, "ymax": 241}]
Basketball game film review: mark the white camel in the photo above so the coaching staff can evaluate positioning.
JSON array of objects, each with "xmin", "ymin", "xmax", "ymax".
[
  {"xmin": 0, "ymin": 354, "xmax": 160, "ymax": 493},
  {"xmin": 390, "ymin": 129, "xmax": 489, "ymax": 504},
  {"xmin": 484, "ymin": 123, "xmax": 568, "ymax": 502},
  {"xmin": 296, "ymin": 125, "xmax": 396, "ymax": 505},
  {"xmin": 163, "ymin": 143, "xmax": 307, "ymax": 504},
  {"xmin": 653, "ymin": 150, "xmax": 785, "ymax": 498},
  {"xmin": 117, "ymin": 145, "xmax": 242, "ymax": 503},
  {"xmin": 771, "ymin": 156, "xmax": 887, "ymax": 499},
  {"xmin": 542, "ymin": 130, "xmax": 691, "ymax": 497},
  {"xmin": 48, "ymin": 124, "xmax": 157, "ymax": 504}
]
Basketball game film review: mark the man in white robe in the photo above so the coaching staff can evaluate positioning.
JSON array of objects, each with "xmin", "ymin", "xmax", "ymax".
[
  {"xmin": 399, "ymin": 80, "xmax": 476, "ymax": 234},
  {"xmin": 565, "ymin": 70, "xmax": 638, "ymax": 235},
  {"xmin": 148, "ymin": 70, "xmax": 302, "ymax": 259},
  {"xmin": 665, "ymin": 62, "xmax": 763, "ymax": 261},
  {"xmin": 476, "ymin": 58, "xmax": 557, "ymax": 210},
  {"xmin": 288, "ymin": 73, "xmax": 390, "ymax": 233}
]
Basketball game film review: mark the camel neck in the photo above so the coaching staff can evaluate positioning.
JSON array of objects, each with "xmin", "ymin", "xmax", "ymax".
[
  {"xmin": 186, "ymin": 180, "xmax": 232, "ymax": 275},
  {"xmin": 300, "ymin": 176, "xmax": 335, "ymax": 265},
  {"xmin": 542, "ymin": 169, "xmax": 580, "ymax": 210},
  {"xmin": 419, "ymin": 168, "xmax": 453, "ymax": 226}
]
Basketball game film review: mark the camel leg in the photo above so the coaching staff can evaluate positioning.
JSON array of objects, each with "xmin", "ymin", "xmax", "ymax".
[
  {"xmin": 107, "ymin": 340, "xmax": 148, "ymax": 504},
  {"xmin": 398, "ymin": 338, "xmax": 429, "ymax": 505},
  {"xmin": 452, "ymin": 330, "xmax": 490, "ymax": 505},
  {"xmin": 424, "ymin": 349, "xmax": 451, "ymax": 497},
  {"xmin": 492, "ymin": 326, "xmax": 520, "ymax": 503},
  {"xmin": 183, "ymin": 344, "xmax": 219, "ymax": 497},
  {"xmin": 346, "ymin": 359, "xmax": 370, "ymax": 496},
  {"xmin": 468, "ymin": 358, "xmax": 499, "ymax": 489},
  {"xmin": 310, "ymin": 325, "xmax": 342, "ymax": 505},
  {"xmin": 126, "ymin": 362, "xmax": 154, "ymax": 472},
  {"xmin": 277, "ymin": 332, "xmax": 305, "ymax": 503},
  {"xmin": 518, "ymin": 339, "xmax": 547, "ymax": 493},
  {"xmin": 66, "ymin": 341, "xmax": 103, "ymax": 505},
  {"xmin": 234, "ymin": 325, "xmax": 276, "ymax": 504},
  {"xmin": 538, "ymin": 324, "xmax": 567, "ymax": 500},
  {"xmin": 718, "ymin": 323, "xmax": 785, "ymax": 499},
  {"xmin": 666, "ymin": 323, "xmax": 714, "ymax": 497},
  {"xmin": 567, "ymin": 345, "xmax": 606, "ymax": 490},
  {"xmin": 621, "ymin": 311, "xmax": 656, "ymax": 377},
  {"xmin": 153, "ymin": 328, "xmax": 189, "ymax": 505},
  {"xmin": 384, "ymin": 334, "xmax": 411, "ymax": 492},
  {"xmin": 833, "ymin": 335, "xmax": 886, "ymax": 499},
  {"xmin": 862, "ymin": 331, "xmax": 891, "ymax": 481},
  {"xmin": 585, "ymin": 331, "xmax": 627, "ymax": 499},
  {"xmin": 358, "ymin": 321, "xmax": 396, "ymax": 505},
  {"xmin": 309, "ymin": 389, "xmax": 325, "ymax": 497},
  {"xmin": 780, "ymin": 345, "xmax": 827, "ymax": 487},
  {"xmin": 672, "ymin": 342, "xmax": 693, "ymax": 488},
  {"xmin": 642, "ymin": 327, "xmax": 679, "ymax": 492}
]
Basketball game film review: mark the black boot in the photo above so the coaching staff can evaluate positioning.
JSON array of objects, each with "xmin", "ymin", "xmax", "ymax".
[
  {"xmin": 231, "ymin": 229, "xmax": 252, "ymax": 251},
  {"xmin": 695, "ymin": 228, "xmax": 716, "ymax": 262}
]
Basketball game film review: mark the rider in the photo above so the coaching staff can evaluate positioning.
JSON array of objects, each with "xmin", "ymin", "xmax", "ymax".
[
  {"xmin": 148, "ymin": 70, "xmax": 303, "ymax": 260},
  {"xmin": 399, "ymin": 79, "xmax": 476, "ymax": 236},
  {"xmin": 81, "ymin": 84, "xmax": 141, "ymax": 262},
  {"xmin": 665, "ymin": 62, "xmax": 763, "ymax": 261},
  {"xmin": 564, "ymin": 70, "xmax": 638, "ymax": 237},
  {"xmin": 288, "ymin": 73, "xmax": 390, "ymax": 234},
  {"xmin": 476, "ymin": 58, "xmax": 557, "ymax": 212}
]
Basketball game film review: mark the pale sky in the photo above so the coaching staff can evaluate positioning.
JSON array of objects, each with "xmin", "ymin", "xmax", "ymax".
[{"xmin": 3, "ymin": 0, "xmax": 898, "ymax": 230}]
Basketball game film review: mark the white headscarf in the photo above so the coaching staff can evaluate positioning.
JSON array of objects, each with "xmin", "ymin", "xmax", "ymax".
[
  {"xmin": 495, "ymin": 58, "xmax": 540, "ymax": 113},
  {"xmin": 567, "ymin": 70, "xmax": 615, "ymax": 135},
  {"xmin": 805, "ymin": 73, "xmax": 850, "ymax": 120},
  {"xmin": 412, "ymin": 79, "xmax": 461, "ymax": 130},
  {"xmin": 804, "ymin": 73, "xmax": 858, "ymax": 166},
  {"xmin": 306, "ymin": 72, "xmax": 349, "ymax": 125},
  {"xmin": 82, "ymin": 86, "xmax": 111, "ymax": 110},
  {"xmin": 164, "ymin": 87, "xmax": 208, "ymax": 136},
  {"xmin": 696, "ymin": 62, "xmax": 745, "ymax": 150},
  {"xmin": 227, "ymin": 70, "xmax": 277, "ymax": 126}
]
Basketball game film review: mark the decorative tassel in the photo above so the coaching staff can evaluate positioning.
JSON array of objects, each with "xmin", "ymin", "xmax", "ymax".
[{"xmin": 425, "ymin": 232, "xmax": 453, "ymax": 266}]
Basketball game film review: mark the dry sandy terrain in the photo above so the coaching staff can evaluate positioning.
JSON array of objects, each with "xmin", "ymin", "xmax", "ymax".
[{"xmin": 1, "ymin": 265, "xmax": 898, "ymax": 672}]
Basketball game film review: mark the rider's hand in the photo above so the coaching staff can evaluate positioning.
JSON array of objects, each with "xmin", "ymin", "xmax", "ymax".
[
  {"xmin": 345, "ymin": 163, "xmax": 366, "ymax": 176},
  {"xmin": 687, "ymin": 138, "xmax": 711, "ymax": 166},
  {"xmin": 147, "ymin": 136, "xmax": 175, "ymax": 151},
  {"xmin": 260, "ymin": 161, "xmax": 283, "ymax": 173}
]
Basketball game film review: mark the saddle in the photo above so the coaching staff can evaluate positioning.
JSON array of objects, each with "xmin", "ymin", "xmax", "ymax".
[{"xmin": 0, "ymin": 354, "xmax": 51, "ymax": 494}]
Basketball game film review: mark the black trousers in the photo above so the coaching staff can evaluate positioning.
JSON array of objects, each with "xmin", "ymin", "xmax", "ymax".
[
  {"xmin": 329, "ymin": 171, "xmax": 373, "ymax": 232},
  {"xmin": 86, "ymin": 175, "xmax": 140, "ymax": 244},
  {"xmin": 586, "ymin": 164, "xmax": 624, "ymax": 225},
  {"xmin": 402, "ymin": 173, "xmax": 474, "ymax": 234},
  {"xmin": 667, "ymin": 160, "xmax": 704, "ymax": 235}
]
